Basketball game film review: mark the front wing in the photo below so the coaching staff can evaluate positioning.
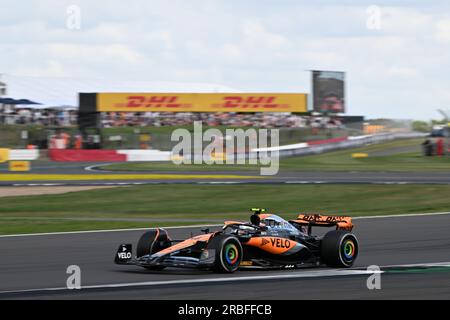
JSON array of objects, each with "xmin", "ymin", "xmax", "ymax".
[{"xmin": 115, "ymin": 243, "xmax": 216, "ymax": 269}]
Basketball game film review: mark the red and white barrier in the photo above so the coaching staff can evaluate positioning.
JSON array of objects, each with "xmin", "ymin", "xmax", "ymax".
[
  {"xmin": 43, "ymin": 132, "xmax": 426, "ymax": 162},
  {"xmin": 117, "ymin": 150, "xmax": 172, "ymax": 161},
  {"xmin": 252, "ymin": 136, "xmax": 348, "ymax": 152},
  {"xmin": 48, "ymin": 149, "xmax": 171, "ymax": 162},
  {"xmin": 306, "ymin": 136, "xmax": 347, "ymax": 146},
  {"xmin": 9, "ymin": 149, "xmax": 40, "ymax": 161}
]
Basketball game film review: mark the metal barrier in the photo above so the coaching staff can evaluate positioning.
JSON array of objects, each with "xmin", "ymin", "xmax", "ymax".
[{"xmin": 259, "ymin": 132, "xmax": 426, "ymax": 158}]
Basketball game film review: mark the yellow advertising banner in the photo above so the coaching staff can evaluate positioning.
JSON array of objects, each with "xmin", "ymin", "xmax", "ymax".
[
  {"xmin": 9, "ymin": 161, "xmax": 30, "ymax": 172},
  {"xmin": 97, "ymin": 93, "xmax": 307, "ymax": 113},
  {"xmin": 0, "ymin": 148, "xmax": 10, "ymax": 163}
]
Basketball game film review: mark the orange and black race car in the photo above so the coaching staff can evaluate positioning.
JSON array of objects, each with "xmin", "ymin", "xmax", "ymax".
[{"xmin": 114, "ymin": 208, "xmax": 358, "ymax": 273}]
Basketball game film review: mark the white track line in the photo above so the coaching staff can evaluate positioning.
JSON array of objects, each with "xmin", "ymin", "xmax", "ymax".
[
  {"xmin": 368, "ymin": 261, "xmax": 450, "ymax": 269},
  {"xmin": 0, "ymin": 211, "xmax": 450, "ymax": 238},
  {"xmin": 84, "ymin": 163, "xmax": 115, "ymax": 172},
  {"xmin": 0, "ymin": 269, "xmax": 378, "ymax": 295},
  {"xmin": 352, "ymin": 211, "xmax": 450, "ymax": 220},
  {"xmin": 0, "ymin": 224, "xmax": 221, "ymax": 238}
]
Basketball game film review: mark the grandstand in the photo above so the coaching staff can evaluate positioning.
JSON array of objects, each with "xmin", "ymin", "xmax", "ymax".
[{"xmin": 0, "ymin": 73, "xmax": 367, "ymax": 150}]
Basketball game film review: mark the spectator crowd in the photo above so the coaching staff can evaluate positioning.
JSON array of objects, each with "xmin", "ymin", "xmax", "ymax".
[
  {"xmin": 0, "ymin": 105, "xmax": 344, "ymax": 130},
  {"xmin": 100, "ymin": 112, "xmax": 344, "ymax": 129},
  {"xmin": 0, "ymin": 105, "xmax": 77, "ymax": 126}
]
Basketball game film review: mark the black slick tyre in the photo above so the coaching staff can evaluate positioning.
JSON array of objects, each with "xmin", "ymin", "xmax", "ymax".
[
  {"xmin": 136, "ymin": 228, "xmax": 171, "ymax": 270},
  {"xmin": 321, "ymin": 230, "xmax": 358, "ymax": 267}
]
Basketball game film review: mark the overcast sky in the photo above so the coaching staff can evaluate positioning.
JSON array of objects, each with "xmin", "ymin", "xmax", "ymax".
[{"xmin": 1, "ymin": 0, "xmax": 450, "ymax": 120}]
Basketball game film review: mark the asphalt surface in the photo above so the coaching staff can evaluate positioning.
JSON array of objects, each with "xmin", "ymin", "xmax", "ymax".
[
  {"xmin": 3, "ymin": 171, "xmax": 450, "ymax": 185},
  {"xmin": 0, "ymin": 213, "xmax": 449, "ymax": 299},
  {"xmin": 0, "ymin": 140, "xmax": 437, "ymax": 185},
  {"xmin": 3, "ymin": 160, "xmax": 450, "ymax": 185},
  {"xmin": 3, "ymin": 156, "xmax": 450, "ymax": 185}
]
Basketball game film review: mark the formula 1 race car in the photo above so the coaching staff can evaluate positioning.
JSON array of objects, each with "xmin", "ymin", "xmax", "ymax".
[{"xmin": 114, "ymin": 208, "xmax": 358, "ymax": 273}]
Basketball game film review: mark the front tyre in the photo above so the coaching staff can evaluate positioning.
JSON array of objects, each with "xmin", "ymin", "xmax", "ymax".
[
  {"xmin": 136, "ymin": 229, "xmax": 171, "ymax": 270},
  {"xmin": 321, "ymin": 230, "xmax": 358, "ymax": 267},
  {"xmin": 212, "ymin": 236, "xmax": 243, "ymax": 273}
]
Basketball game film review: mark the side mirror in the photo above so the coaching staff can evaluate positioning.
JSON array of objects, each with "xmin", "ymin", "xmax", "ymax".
[{"xmin": 201, "ymin": 228, "xmax": 210, "ymax": 234}]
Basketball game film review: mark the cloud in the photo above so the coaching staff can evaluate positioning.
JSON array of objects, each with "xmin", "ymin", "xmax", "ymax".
[
  {"xmin": 14, "ymin": 60, "xmax": 66, "ymax": 77},
  {"xmin": 387, "ymin": 66, "xmax": 418, "ymax": 78},
  {"xmin": 47, "ymin": 43, "xmax": 144, "ymax": 64},
  {"xmin": 0, "ymin": 1, "xmax": 449, "ymax": 119},
  {"xmin": 434, "ymin": 19, "xmax": 450, "ymax": 43},
  {"xmin": 380, "ymin": 7, "xmax": 434, "ymax": 35}
]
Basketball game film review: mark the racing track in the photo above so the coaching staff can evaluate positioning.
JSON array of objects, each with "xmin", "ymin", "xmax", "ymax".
[
  {"xmin": 3, "ymin": 165, "xmax": 450, "ymax": 185},
  {"xmin": 3, "ymin": 160, "xmax": 450, "ymax": 185},
  {"xmin": 0, "ymin": 213, "xmax": 449, "ymax": 299},
  {"xmin": 3, "ymin": 171, "xmax": 450, "ymax": 185}
]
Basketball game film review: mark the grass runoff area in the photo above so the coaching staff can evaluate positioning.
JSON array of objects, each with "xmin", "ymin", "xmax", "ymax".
[
  {"xmin": 1, "ymin": 183, "xmax": 450, "ymax": 234},
  {"xmin": 101, "ymin": 138, "xmax": 445, "ymax": 172}
]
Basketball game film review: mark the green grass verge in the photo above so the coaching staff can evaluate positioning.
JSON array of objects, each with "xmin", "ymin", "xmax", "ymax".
[
  {"xmin": 0, "ymin": 124, "xmax": 351, "ymax": 149},
  {"xmin": 0, "ymin": 183, "xmax": 449, "ymax": 234},
  {"xmin": 102, "ymin": 161, "xmax": 260, "ymax": 172},
  {"xmin": 102, "ymin": 138, "xmax": 439, "ymax": 172},
  {"xmin": 0, "ymin": 219, "xmax": 207, "ymax": 235},
  {"xmin": 280, "ymin": 138, "xmax": 427, "ymax": 171}
]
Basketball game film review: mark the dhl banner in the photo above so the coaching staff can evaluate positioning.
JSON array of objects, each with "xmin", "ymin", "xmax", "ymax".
[
  {"xmin": 96, "ymin": 93, "xmax": 307, "ymax": 113},
  {"xmin": 9, "ymin": 161, "xmax": 30, "ymax": 172}
]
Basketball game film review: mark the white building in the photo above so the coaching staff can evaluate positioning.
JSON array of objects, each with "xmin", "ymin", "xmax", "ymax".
[{"xmin": 0, "ymin": 74, "xmax": 240, "ymax": 109}]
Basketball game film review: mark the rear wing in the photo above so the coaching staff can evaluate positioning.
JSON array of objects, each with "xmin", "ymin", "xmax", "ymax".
[{"xmin": 290, "ymin": 214, "xmax": 353, "ymax": 234}]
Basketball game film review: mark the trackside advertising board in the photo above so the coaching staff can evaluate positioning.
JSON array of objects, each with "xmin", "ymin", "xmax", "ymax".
[
  {"xmin": 9, "ymin": 160, "xmax": 30, "ymax": 171},
  {"xmin": 312, "ymin": 70, "xmax": 345, "ymax": 113},
  {"xmin": 0, "ymin": 148, "xmax": 9, "ymax": 163},
  {"xmin": 96, "ymin": 93, "xmax": 307, "ymax": 113}
]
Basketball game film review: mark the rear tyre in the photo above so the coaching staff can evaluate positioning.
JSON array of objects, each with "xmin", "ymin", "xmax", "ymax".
[
  {"xmin": 321, "ymin": 230, "xmax": 358, "ymax": 267},
  {"xmin": 211, "ymin": 236, "xmax": 243, "ymax": 273},
  {"xmin": 136, "ymin": 229, "xmax": 171, "ymax": 270}
]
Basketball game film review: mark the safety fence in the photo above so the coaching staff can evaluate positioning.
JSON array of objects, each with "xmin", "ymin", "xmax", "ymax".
[
  {"xmin": 251, "ymin": 132, "xmax": 426, "ymax": 157},
  {"xmin": 3, "ymin": 132, "xmax": 425, "ymax": 162}
]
